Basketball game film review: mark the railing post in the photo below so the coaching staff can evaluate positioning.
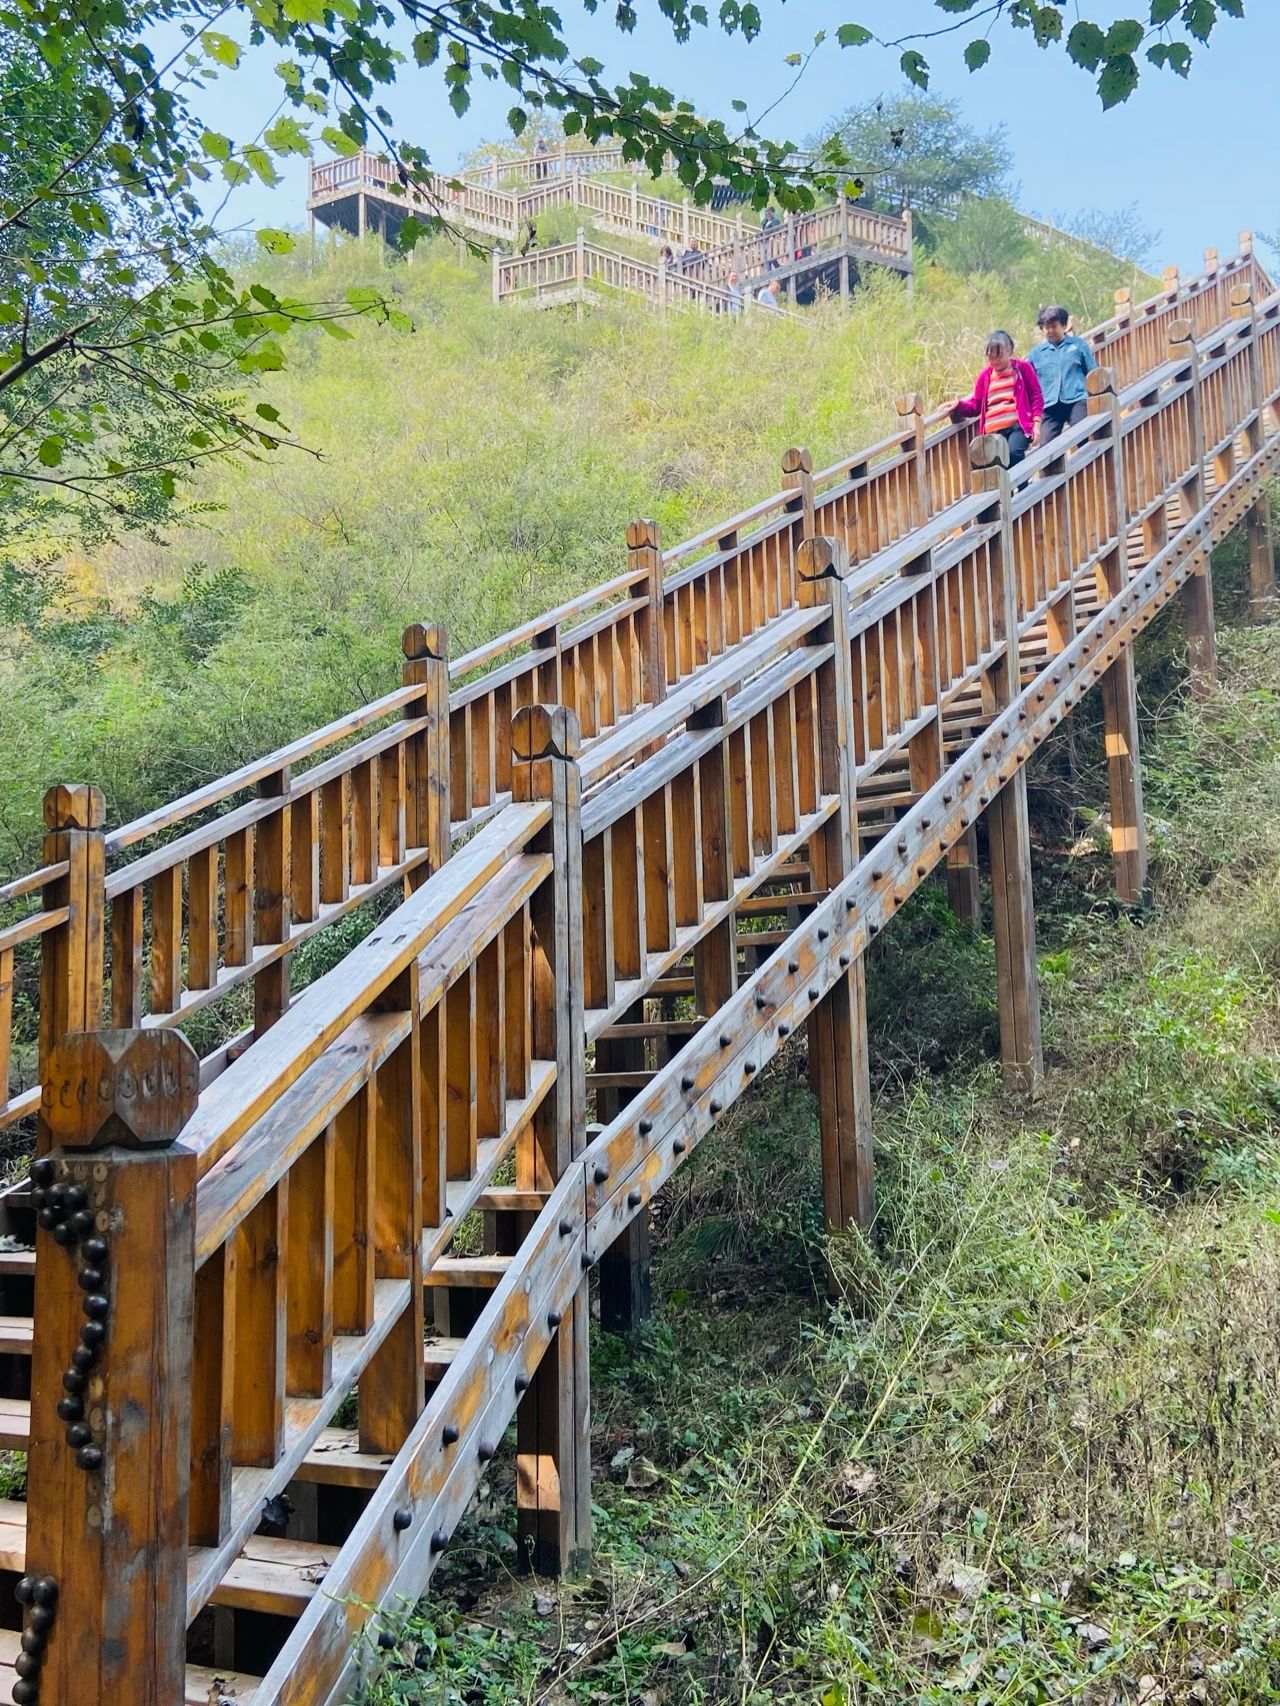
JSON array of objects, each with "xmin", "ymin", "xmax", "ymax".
[
  {"xmin": 627, "ymin": 518, "xmax": 668, "ymax": 708},
  {"xmin": 401, "ymin": 622, "xmax": 451, "ymax": 887},
  {"xmin": 896, "ymin": 391, "xmax": 932, "ymax": 525},
  {"xmin": 1169, "ymin": 318, "xmax": 1218, "ymax": 694},
  {"xmin": 969, "ymin": 436, "xmax": 1043, "ymax": 1095},
  {"xmin": 1162, "ymin": 264, "xmax": 1180, "ymax": 306},
  {"xmin": 575, "ymin": 224, "xmax": 586, "ymax": 288},
  {"xmin": 781, "ymin": 448, "xmax": 815, "ymax": 606},
  {"xmin": 511, "ymin": 706, "xmax": 590, "ymax": 1576},
  {"xmin": 1230, "ymin": 280, "xmax": 1276, "ymax": 614},
  {"xmin": 681, "ymin": 197, "xmax": 690, "ymax": 247},
  {"xmin": 38, "ymin": 785, "xmax": 105, "ymax": 1156},
  {"xmin": 1086, "ymin": 368, "xmax": 1149, "ymax": 904},
  {"xmin": 492, "ymin": 247, "xmax": 501, "ymax": 305},
  {"xmin": 797, "ymin": 537, "xmax": 873, "ymax": 1241},
  {"xmin": 28, "ymin": 1028, "xmax": 198, "ymax": 1703}
]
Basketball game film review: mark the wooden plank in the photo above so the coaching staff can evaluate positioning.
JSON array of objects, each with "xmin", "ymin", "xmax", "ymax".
[
  {"xmin": 232, "ymin": 1182, "xmax": 287, "ymax": 1467},
  {"xmin": 285, "ymin": 1127, "xmax": 335, "ymax": 1399},
  {"xmin": 150, "ymin": 863, "xmax": 183, "ymax": 1015},
  {"xmin": 332, "ymin": 1081, "xmax": 376, "ymax": 1337},
  {"xmin": 190, "ymin": 1242, "xmax": 237, "ymax": 1547},
  {"xmin": 212, "ymin": 1535, "xmax": 337, "ymax": 1618}
]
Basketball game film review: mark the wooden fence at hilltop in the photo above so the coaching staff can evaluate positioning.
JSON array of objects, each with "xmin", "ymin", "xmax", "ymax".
[{"xmin": 0, "ymin": 240, "xmax": 1276, "ymax": 1703}]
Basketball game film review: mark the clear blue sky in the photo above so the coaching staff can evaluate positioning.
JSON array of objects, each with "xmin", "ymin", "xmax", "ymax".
[{"xmin": 197, "ymin": 1, "xmax": 1278, "ymax": 276}]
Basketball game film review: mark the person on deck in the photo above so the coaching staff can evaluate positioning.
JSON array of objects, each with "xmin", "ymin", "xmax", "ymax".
[
  {"xmin": 726, "ymin": 269, "xmax": 743, "ymax": 315},
  {"xmin": 1028, "ymin": 305, "xmax": 1098, "ymax": 446},
  {"xmin": 950, "ymin": 330, "xmax": 1043, "ymax": 466},
  {"xmin": 756, "ymin": 281, "xmax": 782, "ymax": 313},
  {"xmin": 761, "ymin": 204, "xmax": 782, "ymax": 271},
  {"xmin": 519, "ymin": 218, "xmax": 538, "ymax": 257}
]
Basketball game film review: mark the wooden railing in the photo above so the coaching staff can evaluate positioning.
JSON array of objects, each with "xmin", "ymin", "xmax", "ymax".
[
  {"xmin": 492, "ymin": 234, "xmax": 801, "ymax": 317},
  {"xmin": 2, "ymin": 240, "xmax": 1277, "ymax": 1706}
]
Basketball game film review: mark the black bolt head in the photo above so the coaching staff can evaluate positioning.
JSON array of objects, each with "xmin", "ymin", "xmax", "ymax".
[
  {"xmin": 514, "ymin": 1373, "xmax": 530, "ymax": 1392},
  {"xmin": 12, "ymin": 1676, "xmax": 38, "ymax": 1703},
  {"xmin": 709, "ymin": 1101, "xmax": 722, "ymax": 1115},
  {"xmin": 46, "ymin": 1187, "xmax": 65, "ymax": 1215},
  {"xmin": 477, "ymin": 1441, "xmax": 495, "ymax": 1462},
  {"xmin": 817, "ymin": 928, "xmax": 829, "ymax": 941},
  {"xmin": 27, "ymin": 1605, "xmax": 53, "ymax": 1635},
  {"xmin": 839, "ymin": 954, "xmax": 850, "ymax": 968},
  {"xmin": 593, "ymin": 1165, "xmax": 609, "ymax": 1185},
  {"xmin": 52, "ymin": 1220, "xmax": 76, "ymax": 1247},
  {"xmin": 66, "ymin": 1423, "xmax": 92, "ymax": 1449},
  {"xmin": 755, "ymin": 994, "xmax": 767, "ymax": 1010},
  {"xmin": 71, "ymin": 1344, "xmax": 97, "ymax": 1372},
  {"xmin": 70, "ymin": 1210, "xmax": 94, "ymax": 1238},
  {"xmin": 673, "ymin": 1138, "xmax": 687, "ymax": 1155},
  {"xmin": 680, "ymin": 1074, "xmax": 694, "ymax": 1092},
  {"xmin": 32, "ymin": 1578, "xmax": 56, "ymax": 1609},
  {"xmin": 65, "ymin": 1186, "xmax": 88, "ymax": 1212},
  {"xmin": 13, "ymin": 1576, "xmax": 33, "ymax": 1606},
  {"xmin": 377, "ymin": 1630, "xmax": 397, "ymax": 1651},
  {"xmin": 808, "ymin": 987, "xmax": 819, "ymax": 1002},
  {"xmin": 56, "ymin": 1396, "xmax": 83, "ymax": 1423},
  {"xmin": 82, "ymin": 1293, "xmax": 110, "ymax": 1321},
  {"xmin": 19, "ymin": 1628, "xmax": 45, "ymax": 1656},
  {"xmin": 36, "ymin": 1208, "xmax": 57, "ymax": 1232},
  {"xmin": 719, "ymin": 1033, "xmax": 732, "ymax": 1048},
  {"xmin": 392, "ymin": 1506, "xmax": 413, "ymax": 1531},
  {"xmin": 788, "ymin": 961, "xmax": 799, "ymax": 974},
  {"xmin": 638, "ymin": 1119, "xmax": 652, "ymax": 1135},
  {"xmin": 14, "ymin": 1653, "xmax": 40, "ymax": 1681},
  {"xmin": 580, "ymin": 1250, "xmax": 593, "ymax": 1270},
  {"xmin": 29, "ymin": 1189, "xmax": 45, "ymax": 1213},
  {"xmin": 80, "ymin": 1320, "xmax": 106, "ymax": 1349},
  {"xmin": 778, "ymin": 1024, "xmax": 790, "ymax": 1039},
  {"xmin": 78, "ymin": 1267, "xmax": 103, "ymax": 1293},
  {"xmin": 82, "ymin": 1237, "xmax": 107, "ymax": 1265},
  {"xmin": 558, "ymin": 1219, "xmax": 572, "ymax": 1237},
  {"xmin": 430, "ymin": 1529, "xmax": 448, "ymax": 1552},
  {"xmin": 546, "ymin": 1310, "xmax": 562, "ymax": 1329},
  {"xmin": 441, "ymin": 1423, "xmax": 459, "ymax": 1446},
  {"xmin": 61, "ymin": 1369, "xmax": 86, "ymax": 1395},
  {"xmin": 30, "ymin": 1159, "xmax": 54, "ymax": 1187},
  {"xmin": 627, "ymin": 1189, "xmax": 642, "ymax": 1209},
  {"xmin": 76, "ymin": 1445, "xmax": 103, "ymax": 1473}
]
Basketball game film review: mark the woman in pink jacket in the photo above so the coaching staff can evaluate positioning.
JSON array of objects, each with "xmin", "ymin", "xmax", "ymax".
[{"xmin": 950, "ymin": 330, "xmax": 1044, "ymax": 466}]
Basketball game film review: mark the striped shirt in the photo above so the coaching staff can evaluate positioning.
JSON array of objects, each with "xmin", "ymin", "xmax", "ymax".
[{"xmin": 984, "ymin": 367, "xmax": 1019, "ymax": 432}]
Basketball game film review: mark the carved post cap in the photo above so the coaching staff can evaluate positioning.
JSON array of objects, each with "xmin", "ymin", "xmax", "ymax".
[
  {"xmin": 511, "ymin": 703, "xmax": 580, "ymax": 764},
  {"xmin": 1163, "ymin": 265, "xmax": 1180, "ymax": 289},
  {"xmin": 1086, "ymin": 365, "xmax": 1117, "ymax": 398},
  {"xmin": 797, "ymin": 535, "xmax": 850, "ymax": 583},
  {"xmin": 42, "ymin": 785, "xmax": 105, "ymax": 833},
  {"xmin": 780, "ymin": 446, "xmax": 812, "ymax": 475},
  {"xmin": 895, "ymin": 392, "xmax": 925, "ymax": 418},
  {"xmin": 626, "ymin": 517, "xmax": 660, "ymax": 550},
  {"xmin": 1114, "ymin": 286, "xmax": 1132, "ymax": 306},
  {"xmin": 402, "ymin": 621, "xmax": 448, "ymax": 662},
  {"xmin": 1230, "ymin": 281, "xmax": 1255, "ymax": 310},
  {"xmin": 968, "ymin": 433, "xmax": 1010, "ymax": 472},
  {"xmin": 42, "ymin": 1029, "xmax": 198, "ymax": 1150},
  {"xmin": 1168, "ymin": 316, "xmax": 1196, "ymax": 346}
]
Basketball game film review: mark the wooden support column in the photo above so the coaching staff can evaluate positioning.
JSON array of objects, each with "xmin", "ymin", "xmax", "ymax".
[
  {"xmin": 896, "ymin": 392, "xmax": 932, "ymax": 527},
  {"xmin": 512, "ymin": 706, "xmax": 590, "ymax": 1577},
  {"xmin": 691, "ymin": 694, "xmax": 737, "ymax": 1016},
  {"xmin": 1087, "ymin": 367, "xmax": 1149, "ymax": 904},
  {"xmin": 1232, "ymin": 280, "xmax": 1277, "ymax": 615},
  {"xmin": 628, "ymin": 518, "xmax": 667, "ymax": 708},
  {"xmin": 27, "ymin": 1028, "xmax": 198, "ymax": 1705},
  {"xmin": 401, "ymin": 621, "xmax": 450, "ymax": 888},
  {"xmin": 596, "ymin": 1000, "xmax": 651, "ymax": 1335},
  {"xmin": 37, "ymin": 785, "xmax": 106, "ymax": 1156},
  {"xmin": 1169, "ymin": 319, "xmax": 1217, "ymax": 694},
  {"xmin": 970, "ymin": 436, "xmax": 1043, "ymax": 1095},
  {"xmin": 945, "ymin": 826, "xmax": 981, "ymax": 928},
  {"xmin": 797, "ymin": 537, "xmax": 874, "ymax": 1235}
]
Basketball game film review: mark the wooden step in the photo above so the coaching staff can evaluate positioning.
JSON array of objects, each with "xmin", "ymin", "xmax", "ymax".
[
  {"xmin": 0, "ymin": 1397, "xmax": 28, "ymax": 1452},
  {"xmin": 0, "ymin": 1249, "xmax": 33, "ymax": 1279},
  {"xmin": 424, "ymin": 1335, "xmax": 466, "ymax": 1379},
  {"xmin": 297, "ymin": 1427, "xmax": 394, "ymax": 1490},
  {"xmin": 211, "ymin": 1536, "xmax": 337, "ymax": 1618},
  {"xmin": 0, "ymin": 1637, "xmax": 261, "ymax": 1705},
  {"xmin": 0, "ymin": 1318, "xmax": 32, "ymax": 1356},
  {"xmin": 426, "ymin": 1255, "xmax": 512, "ymax": 1289}
]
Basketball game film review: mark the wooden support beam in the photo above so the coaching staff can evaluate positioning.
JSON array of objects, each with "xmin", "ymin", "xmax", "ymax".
[
  {"xmin": 27, "ymin": 1028, "xmax": 199, "ymax": 1704},
  {"xmin": 944, "ymin": 825, "xmax": 981, "ymax": 928},
  {"xmin": 1247, "ymin": 498, "xmax": 1275, "ymax": 617},
  {"xmin": 596, "ymin": 1001, "xmax": 651, "ymax": 1335},
  {"xmin": 38, "ymin": 786, "xmax": 105, "ymax": 1156},
  {"xmin": 797, "ymin": 537, "xmax": 874, "ymax": 1234},
  {"xmin": 971, "ymin": 434, "xmax": 1043, "ymax": 1094},
  {"xmin": 512, "ymin": 706, "xmax": 591, "ymax": 1577}
]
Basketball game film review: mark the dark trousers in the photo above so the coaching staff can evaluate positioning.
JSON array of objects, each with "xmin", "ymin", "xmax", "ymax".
[
  {"xmin": 997, "ymin": 425, "xmax": 1030, "ymax": 466},
  {"xmin": 1040, "ymin": 398, "xmax": 1088, "ymax": 444}
]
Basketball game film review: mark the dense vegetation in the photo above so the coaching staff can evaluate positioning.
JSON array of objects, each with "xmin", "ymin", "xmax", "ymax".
[
  {"xmin": 356, "ymin": 542, "xmax": 1280, "ymax": 1706},
  {"xmin": 0, "ymin": 219, "xmax": 1155, "ymax": 877}
]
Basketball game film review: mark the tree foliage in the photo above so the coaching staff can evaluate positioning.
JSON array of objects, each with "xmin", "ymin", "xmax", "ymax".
[
  {"xmin": 0, "ymin": 0, "xmax": 1249, "ymax": 534},
  {"xmin": 811, "ymin": 92, "xmax": 1011, "ymax": 215}
]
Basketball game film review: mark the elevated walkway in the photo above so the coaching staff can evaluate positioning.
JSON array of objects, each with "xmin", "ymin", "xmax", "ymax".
[{"xmin": 1, "ymin": 240, "xmax": 1276, "ymax": 1703}]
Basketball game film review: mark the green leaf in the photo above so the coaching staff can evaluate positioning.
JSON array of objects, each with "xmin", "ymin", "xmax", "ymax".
[
  {"xmin": 320, "ymin": 126, "xmax": 361, "ymax": 158},
  {"xmin": 963, "ymin": 37, "xmax": 991, "ymax": 69},
  {"xmin": 412, "ymin": 29, "xmax": 440, "ymax": 65},
  {"xmin": 255, "ymin": 402, "xmax": 281, "ymax": 421},
  {"xmin": 1098, "ymin": 52, "xmax": 1140, "ymax": 106},
  {"xmin": 320, "ymin": 320, "xmax": 355, "ymax": 339},
  {"xmin": 508, "ymin": 105, "xmax": 527, "ymax": 135},
  {"xmin": 345, "ymin": 286, "xmax": 383, "ymax": 311},
  {"xmin": 37, "ymin": 437, "xmax": 63, "ymax": 468},
  {"xmin": 900, "ymin": 48, "xmax": 929, "ymax": 86},
  {"xmin": 1149, "ymin": 0, "xmax": 1180, "ymax": 21},
  {"xmin": 243, "ymin": 145, "xmax": 280, "ymax": 186},
  {"xmin": 1066, "ymin": 19, "xmax": 1107, "ymax": 67},
  {"xmin": 1184, "ymin": 0, "xmax": 1216, "ymax": 39},
  {"xmin": 1103, "ymin": 17, "xmax": 1145, "ymax": 56},
  {"xmin": 255, "ymin": 228, "xmax": 296, "ymax": 254},
  {"xmin": 204, "ymin": 32, "xmax": 241, "ymax": 68},
  {"xmin": 263, "ymin": 115, "xmax": 310, "ymax": 156},
  {"xmin": 201, "ymin": 129, "xmax": 232, "ymax": 161},
  {"xmin": 282, "ymin": 0, "xmax": 327, "ymax": 19},
  {"xmin": 836, "ymin": 22, "xmax": 872, "ymax": 46},
  {"xmin": 783, "ymin": 51, "xmax": 802, "ymax": 65}
]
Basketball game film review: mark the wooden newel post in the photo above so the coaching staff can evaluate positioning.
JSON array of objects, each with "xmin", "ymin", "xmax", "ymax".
[
  {"xmin": 1169, "ymin": 318, "xmax": 1218, "ymax": 694},
  {"xmin": 781, "ymin": 448, "xmax": 815, "ymax": 598},
  {"xmin": 796, "ymin": 538, "xmax": 874, "ymax": 1241},
  {"xmin": 1086, "ymin": 369, "xmax": 1149, "ymax": 904},
  {"xmin": 627, "ymin": 519, "xmax": 667, "ymax": 709},
  {"xmin": 402, "ymin": 622, "xmax": 451, "ymax": 886},
  {"xmin": 1230, "ymin": 281, "xmax": 1276, "ymax": 615},
  {"xmin": 896, "ymin": 393, "xmax": 931, "ymax": 526},
  {"xmin": 969, "ymin": 437, "xmax": 1043, "ymax": 1096},
  {"xmin": 511, "ymin": 707, "xmax": 590, "ymax": 1576},
  {"xmin": 38, "ymin": 786, "xmax": 106, "ymax": 1156},
  {"xmin": 27, "ymin": 1028, "xmax": 198, "ymax": 1704}
]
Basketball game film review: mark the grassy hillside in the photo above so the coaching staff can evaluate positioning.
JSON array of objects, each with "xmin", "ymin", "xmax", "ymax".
[
  {"xmin": 0, "ymin": 226, "xmax": 1153, "ymax": 875},
  {"xmin": 357, "ymin": 579, "xmax": 1280, "ymax": 1706}
]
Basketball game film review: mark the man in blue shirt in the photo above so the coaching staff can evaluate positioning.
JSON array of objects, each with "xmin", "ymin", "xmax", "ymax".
[{"xmin": 1029, "ymin": 305, "xmax": 1098, "ymax": 447}]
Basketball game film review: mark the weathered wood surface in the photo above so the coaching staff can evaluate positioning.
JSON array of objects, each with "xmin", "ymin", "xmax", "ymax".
[{"xmin": 7, "ymin": 242, "xmax": 1279, "ymax": 1706}]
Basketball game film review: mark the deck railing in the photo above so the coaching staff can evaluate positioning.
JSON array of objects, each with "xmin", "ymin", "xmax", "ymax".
[{"xmin": 3, "ymin": 238, "xmax": 1278, "ymax": 1705}]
